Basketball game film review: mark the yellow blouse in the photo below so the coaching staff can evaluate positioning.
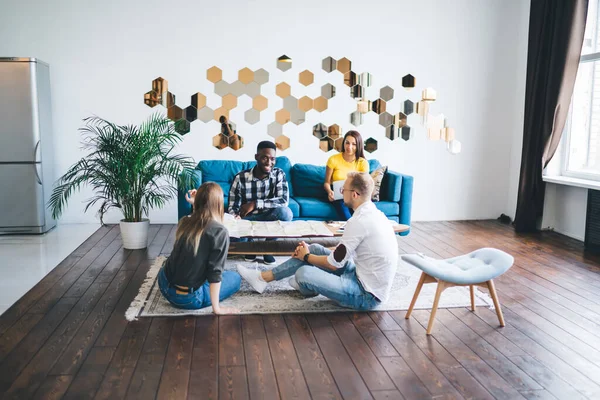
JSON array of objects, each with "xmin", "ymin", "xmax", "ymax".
[{"xmin": 326, "ymin": 153, "xmax": 369, "ymax": 182}]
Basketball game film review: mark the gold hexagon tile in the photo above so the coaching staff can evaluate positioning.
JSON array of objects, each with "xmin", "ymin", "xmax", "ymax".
[
  {"xmin": 144, "ymin": 91, "xmax": 159, "ymax": 107},
  {"xmin": 277, "ymin": 55, "xmax": 292, "ymax": 71},
  {"xmin": 213, "ymin": 133, "xmax": 228, "ymax": 150},
  {"xmin": 422, "ymin": 87, "xmax": 437, "ymax": 101},
  {"xmin": 357, "ymin": 99, "xmax": 371, "ymax": 114},
  {"xmin": 337, "ymin": 57, "xmax": 351, "ymax": 74},
  {"xmin": 321, "ymin": 84, "xmax": 336, "ymax": 99},
  {"xmin": 364, "ymin": 138, "xmax": 378, "ymax": 153},
  {"xmin": 222, "ymin": 94, "xmax": 237, "ymax": 110},
  {"xmin": 350, "ymin": 85, "xmax": 363, "ymax": 99},
  {"xmin": 268, "ymin": 122, "xmax": 283, "ymax": 138},
  {"xmin": 372, "ymin": 99, "xmax": 387, "ymax": 114},
  {"xmin": 344, "ymin": 71, "xmax": 357, "ymax": 87},
  {"xmin": 276, "ymin": 83, "xmax": 291, "ymax": 98},
  {"xmin": 197, "ymin": 107, "xmax": 214, "ymax": 123},
  {"xmin": 393, "ymin": 112, "xmax": 408, "ymax": 128},
  {"xmin": 313, "ymin": 123, "xmax": 327, "ymax": 139},
  {"xmin": 238, "ymin": 68, "xmax": 254, "ymax": 84},
  {"xmin": 332, "ymin": 137, "xmax": 343, "ymax": 152},
  {"xmin": 167, "ymin": 105, "xmax": 183, "ymax": 121},
  {"xmin": 313, "ymin": 96, "xmax": 328, "ymax": 112},
  {"xmin": 275, "ymin": 109, "xmax": 291, "ymax": 124},
  {"xmin": 229, "ymin": 134, "xmax": 244, "ymax": 151},
  {"xmin": 328, "ymin": 124, "xmax": 340, "ymax": 139},
  {"xmin": 213, "ymin": 107, "xmax": 229, "ymax": 122},
  {"xmin": 207, "ymin": 66, "xmax": 222, "ymax": 83},
  {"xmin": 299, "ymin": 96, "xmax": 313, "ymax": 112},
  {"xmin": 322, "ymin": 56, "xmax": 337, "ymax": 72},
  {"xmin": 416, "ymin": 100, "xmax": 429, "ymax": 117},
  {"xmin": 191, "ymin": 92, "xmax": 206, "ymax": 109},
  {"xmin": 299, "ymin": 70, "xmax": 314, "ymax": 86},
  {"xmin": 253, "ymin": 95, "xmax": 268, "ymax": 111},
  {"xmin": 152, "ymin": 77, "xmax": 168, "ymax": 95},
  {"xmin": 275, "ymin": 135, "xmax": 290, "ymax": 151},
  {"xmin": 385, "ymin": 125, "xmax": 399, "ymax": 140},
  {"xmin": 319, "ymin": 138, "xmax": 332, "ymax": 152},
  {"xmin": 245, "ymin": 108, "xmax": 260, "ymax": 125},
  {"xmin": 254, "ymin": 68, "xmax": 269, "ymax": 85}
]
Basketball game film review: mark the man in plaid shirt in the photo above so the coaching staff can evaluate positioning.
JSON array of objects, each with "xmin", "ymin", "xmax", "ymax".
[{"xmin": 229, "ymin": 141, "xmax": 293, "ymax": 264}]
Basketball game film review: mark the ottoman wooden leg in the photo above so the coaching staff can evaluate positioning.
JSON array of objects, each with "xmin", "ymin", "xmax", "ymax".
[
  {"xmin": 470, "ymin": 285, "xmax": 476, "ymax": 312},
  {"xmin": 427, "ymin": 281, "xmax": 447, "ymax": 335},
  {"xmin": 406, "ymin": 272, "xmax": 427, "ymax": 319},
  {"xmin": 487, "ymin": 279, "xmax": 505, "ymax": 327}
]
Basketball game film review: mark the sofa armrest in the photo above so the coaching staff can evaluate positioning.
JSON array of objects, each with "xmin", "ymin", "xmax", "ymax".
[
  {"xmin": 178, "ymin": 169, "xmax": 203, "ymax": 220},
  {"xmin": 384, "ymin": 170, "xmax": 413, "ymax": 236}
]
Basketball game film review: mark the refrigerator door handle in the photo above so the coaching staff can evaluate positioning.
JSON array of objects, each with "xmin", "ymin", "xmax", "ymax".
[
  {"xmin": 34, "ymin": 140, "xmax": 41, "ymax": 162},
  {"xmin": 34, "ymin": 163, "xmax": 42, "ymax": 185}
]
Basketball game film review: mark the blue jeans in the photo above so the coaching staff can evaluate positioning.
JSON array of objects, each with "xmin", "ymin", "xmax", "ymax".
[
  {"xmin": 271, "ymin": 244, "xmax": 380, "ymax": 310},
  {"xmin": 158, "ymin": 267, "xmax": 241, "ymax": 310},
  {"xmin": 333, "ymin": 200, "xmax": 352, "ymax": 221}
]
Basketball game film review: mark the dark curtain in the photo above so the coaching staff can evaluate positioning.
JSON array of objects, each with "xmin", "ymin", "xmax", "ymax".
[{"xmin": 514, "ymin": 0, "xmax": 588, "ymax": 232}]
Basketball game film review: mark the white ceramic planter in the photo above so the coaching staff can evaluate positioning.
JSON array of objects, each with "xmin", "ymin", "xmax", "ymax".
[{"xmin": 119, "ymin": 219, "xmax": 150, "ymax": 249}]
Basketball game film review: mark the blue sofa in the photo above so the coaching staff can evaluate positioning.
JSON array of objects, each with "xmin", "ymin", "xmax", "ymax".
[{"xmin": 178, "ymin": 156, "xmax": 413, "ymax": 235}]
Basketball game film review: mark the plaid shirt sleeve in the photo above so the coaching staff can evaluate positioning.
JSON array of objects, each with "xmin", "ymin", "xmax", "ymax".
[
  {"xmin": 256, "ymin": 169, "xmax": 289, "ymax": 209},
  {"xmin": 228, "ymin": 174, "xmax": 242, "ymax": 215}
]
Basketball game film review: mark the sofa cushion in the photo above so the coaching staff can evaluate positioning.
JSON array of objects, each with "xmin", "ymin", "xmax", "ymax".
[
  {"xmin": 292, "ymin": 164, "xmax": 328, "ymax": 199},
  {"xmin": 368, "ymin": 159, "xmax": 381, "ymax": 172},
  {"xmin": 370, "ymin": 165, "xmax": 387, "ymax": 201},
  {"xmin": 293, "ymin": 197, "xmax": 338, "ymax": 219},
  {"xmin": 374, "ymin": 201, "xmax": 399, "ymax": 215},
  {"xmin": 381, "ymin": 170, "xmax": 402, "ymax": 202},
  {"xmin": 288, "ymin": 197, "xmax": 300, "ymax": 218}
]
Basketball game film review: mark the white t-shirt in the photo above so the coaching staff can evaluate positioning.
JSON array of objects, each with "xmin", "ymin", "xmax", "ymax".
[{"xmin": 326, "ymin": 201, "xmax": 399, "ymax": 302}]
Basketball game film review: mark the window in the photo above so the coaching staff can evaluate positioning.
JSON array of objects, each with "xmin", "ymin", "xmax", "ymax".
[{"xmin": 561, "ymin": 0, "xmax": 600, "ymax": 180}]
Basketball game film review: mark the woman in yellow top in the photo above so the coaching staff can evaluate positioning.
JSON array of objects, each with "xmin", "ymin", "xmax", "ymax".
[{"xmin": 323, "ymin": 130, "xmax": 369, "ymax": 220}]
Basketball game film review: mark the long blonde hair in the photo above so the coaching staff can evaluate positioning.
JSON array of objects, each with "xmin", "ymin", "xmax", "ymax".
[{"xmin": 176, "ymin": 182, "xmax": 224, "ymax": 255}]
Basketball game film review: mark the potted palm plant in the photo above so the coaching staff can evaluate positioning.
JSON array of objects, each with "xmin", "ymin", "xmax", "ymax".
[{"xmin": 49, "ymin": 113, "xmax": 196, "ymax": 249}]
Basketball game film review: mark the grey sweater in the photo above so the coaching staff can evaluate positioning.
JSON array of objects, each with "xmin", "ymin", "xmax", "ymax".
[{"xmin": 164, "ymin": 220, "xmax": 229, "ymax": 289}]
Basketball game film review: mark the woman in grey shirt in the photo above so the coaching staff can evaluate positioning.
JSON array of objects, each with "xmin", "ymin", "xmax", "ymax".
[{"xmin": 158, "ymin": 182, "xmax": 240, "ymax": 314}]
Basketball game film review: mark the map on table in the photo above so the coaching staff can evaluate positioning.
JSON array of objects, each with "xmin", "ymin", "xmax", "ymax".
[{"xmin": 223, "ymin": 218, "xmax": 334, "ymax": 238}]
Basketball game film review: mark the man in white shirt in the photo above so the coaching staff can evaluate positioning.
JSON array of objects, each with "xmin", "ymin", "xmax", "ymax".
[{"xmin": 238, "ymin": 172, "xmax": 399, "ymax": 310}]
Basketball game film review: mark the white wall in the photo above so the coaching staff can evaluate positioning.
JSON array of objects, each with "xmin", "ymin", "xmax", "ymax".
[
  {"xmin": 542, "ymin": 184, "xmax": 587, "ymax": 241},
  {"xmin": 0, "ymin": 0, "xmax": 530, "ymax": 224}
]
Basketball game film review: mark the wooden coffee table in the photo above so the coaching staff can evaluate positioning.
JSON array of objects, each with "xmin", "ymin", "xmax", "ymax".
[{"xmin": 228, "ymin": 221, "xmax": 409, "ymax": 256}]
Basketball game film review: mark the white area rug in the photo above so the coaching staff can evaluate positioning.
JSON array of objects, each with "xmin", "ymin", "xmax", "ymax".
[{"xmin": 126, "ymin": 253, "xmax": 494, "ymax": 320}]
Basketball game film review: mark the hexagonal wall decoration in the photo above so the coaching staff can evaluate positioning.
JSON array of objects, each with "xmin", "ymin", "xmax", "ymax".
[
  {"xmin": 385, "ymin": 125, "xmax": 398, "ymax": 140},
  {"xmin": 275, "ymin": 109, "xmax": 291, "ymax": 124},
  {"xmin": 253, "ymin": 95, "xmax": 268, "ymax": 111},
  {"xmin": 207, "ymin": 67, "xmax": 222, "ymax": 83},
  {"xmin": 403, "ymin": 100, "xmax": 414, "ymax": 115},
  {"xmin": 275, "ymin": 135, "xmax": 290, "ymax": 151},
  {"xmin": 277, "ymin": 55, "xmax": 292, "ymax": 71},
  {"xmin": 358, "ymin": 72, "xmax": 372, "ymax": 87},
  {"xmin": 401, "ymin": 126, "xmax": 411, "ymax": 141},
  {"xmin": 276, "ymin": 83, "xmax": 291, "ymax": 98},
  {"xmin": 245, "ymin": 108, "xmax": 260, "ymax": 125},
  {"xmin": 283, "ymin": 96, "xmax": 298, "ymax": 110},
  {"xmin": 378, "ymin": 112, "xmax": 393, "ymax": 127},
  {"xmin": 299, "ymin": 96, "xmax": 313, "ymax": 112},
  {"xmin": 422, "ymin": 87, "xmax": 437, "ymax": 101},
  {"xmin": 364, "ymin": 138, "xmax": 378, "ymax": 153},
  {"xmin": 313, "ymin": 96, "xmax": 328, "ymax": 112},
  {"xmin": 380, "ymin": 86, "xmax": 394, "ymax": 101},
  {"xmin": 319, "ymin": 138, "xmax": 333, "ymax": 152},
  {"xmin": 245, "ymin": 82, "xmax": 261, "ymax": 98},
  {"xmin": 191, "ymin": 92, "xmax": 206, "ymax": 109},
  {"xmin": 322, "ymin": 56, "xmax": 336, "ymax": 73},
  {"xmin": 299, "ymin": 70, "xmax": 314, "ymax": 86},
  {"xmin": 350, "ymin": 85, "xmax": 363, "ymax": 99},
  {"xmin": 229, "ymin": 134, "xmax": 244, "ymax": 151},
  {"xmin": 144, "ymin": 91, "xmax": 159, "ymax": 107},
  {"xmin": 337, "ymin": 57, "xmax": 351, "ymax": 74},
  {"xmin": 344, "ymin": 71, "xmax": 357, "ymax": 87},
  {"xmin": 290, "ymin": 109, "xmax": 306, "ymax": 125},
  {"xmin": 222, "ymin": 94, "xmax": 237, "ymax": 110},
  {"xmin": 402, "ymin": 74, "xmax": 415, "ymax": 89},
  {"xmin": 238, "ymin": 67, "xmax": 254, "ymax": 84},
  {"xmin": 174, "ymin": 119, "xmax": 190, "ymax": 135},
  {"xmin": 197, "ymin": 107, "xmax": 214, "ymax": 123},
  {"xmin": 393, "ymin": 112, "xmax": 408, "ymax": 128},
  {"xmin": 328, "ymin": 124, "xmax": 340, "ymax": 139},
  {"xmin": 372, "ymin": 99, "xmax": 386, "ymax": 114},
  {"xmin": 321, "ymin": 83, "xmax": 336, "ymax": 99},
  {"xmin": 213, "ymin": 107, "xmax": 229, "ymax": 122},
  {"xmin": 160, "ymin": 92, "xmax": 175, "ymax": 108},
  {"xmin": 313, "ymin": 123, "xmax": 327, "ymax": 139},
  {"xmin": 254, "ymin": 68, "xmax": 269, "ymax": 85},
  {"xmin": 213, "ymin": 134, "xmax": 228, "ymax": 150},
  {"xmin": 184, "ymin": 106, "xmax": 197, "ymax": 122},
  {"xmin": 167, "ymin": 105, "xmax": 183, "ymax": 121},
  {"xmin": 350, "ymin": 111, "xmax": 363, "ymax": 127},
  {"xmin": 268, "ymin": 122, "xmax": 283, "ymax": 138},
  {"xmin": 214, "ymin": 81, "xmax": 231, "ymax": 96},
  {"xmin": 152, "ymin": 77, "xmax": 168, "ymax": 95},
  {"xmin": 230, "ymin": 81, "xmax": 245, "ymax": 97}
]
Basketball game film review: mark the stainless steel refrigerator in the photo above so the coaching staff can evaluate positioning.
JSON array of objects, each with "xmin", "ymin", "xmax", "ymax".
[{"xmin": 0, "ymin": 58, "xmax": 56, "ymax": 234}]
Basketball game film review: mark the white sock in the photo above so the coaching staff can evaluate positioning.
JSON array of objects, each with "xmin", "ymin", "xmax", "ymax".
[{"xmin": 237, "ymin": 264, "xmax": 268, "ymax": 294}]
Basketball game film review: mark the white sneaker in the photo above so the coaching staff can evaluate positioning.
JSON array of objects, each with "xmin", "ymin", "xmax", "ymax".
[
  {"xmin": 237, "ymin": 264, "xmax": 268, "ymax": 294},
  {"xmin": 288, "ymin": 276, "xmax": 300, "ymax": 291}
]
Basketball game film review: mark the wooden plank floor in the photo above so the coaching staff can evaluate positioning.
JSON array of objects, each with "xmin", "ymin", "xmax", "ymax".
[{"xmin": 0, "ymin": 221, "xmax": 599, "ymax": 399}]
